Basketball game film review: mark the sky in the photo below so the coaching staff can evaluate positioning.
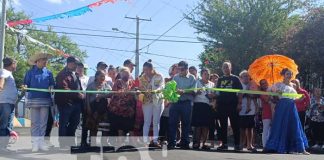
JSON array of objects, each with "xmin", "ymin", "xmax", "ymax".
[{"xmin": 11, "ymin": 0, "xmax": 204, "ymax": 77}]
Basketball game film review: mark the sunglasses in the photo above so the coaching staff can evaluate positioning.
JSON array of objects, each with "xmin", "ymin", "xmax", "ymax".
[{"xmin": 178, "ymin": 67, "xmax": 187, "ymax": 71}]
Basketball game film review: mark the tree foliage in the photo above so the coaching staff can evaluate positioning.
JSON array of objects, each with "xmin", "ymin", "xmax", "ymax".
[
  {"xmin": 283, "ymin": 8, "xmax": 324, "ymax": 89},
  {"xmin": 4, "ymin": 7, "xmax": 87, "ymax": 111},
  {"xmin": 5, "ymin": 8, "xmax": 87, "ymax": 88},
  {"xmin": 188, "ymin": 0, "xmax": 310, "ymax": 74}
]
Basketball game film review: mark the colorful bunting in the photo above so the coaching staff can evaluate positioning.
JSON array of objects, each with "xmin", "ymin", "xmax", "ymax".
[
  {"xmin": 8, "ymin": 26, "xmax": 71, "ymax": 58},
  {"xmin": 88, "ymin": 0, "xmax": 117, "ymax": 8},
  {"xmin": 7, "ymin": 19, "xmax": 33, "ymax": 27},
  {"xmin": 32, "ymin": 7, "xmax": 92, "ymax": 23},
  {"xmin": 7, "ymin": 0, "xmax": 119, "ymax": 27}
]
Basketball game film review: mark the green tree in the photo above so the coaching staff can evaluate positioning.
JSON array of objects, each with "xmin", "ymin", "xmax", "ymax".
[
  {"xmin": 4, "ymin": 7, "xmax": 87, "ymax": 113},
  {"xmin": 283, "ymin": 8, "xmax": 324, "ymax": 89},
  {"xmin": 188, "ymin": 0, "xmax": 309, "ymax": 74},
  {"xmin": 5, "ymin": 8, "xmax": 87, "ymax": 85}
]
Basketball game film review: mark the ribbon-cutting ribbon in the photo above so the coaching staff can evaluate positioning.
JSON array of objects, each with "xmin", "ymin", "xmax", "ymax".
[{"xmin": 21, "ymin": 80, "xmax": 302, "ymax": 103}]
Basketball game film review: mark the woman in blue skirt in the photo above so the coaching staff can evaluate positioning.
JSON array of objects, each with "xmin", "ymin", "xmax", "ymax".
[{"xmin": 264, "ymin": 68, "xmax": 309, "ymax": 154}]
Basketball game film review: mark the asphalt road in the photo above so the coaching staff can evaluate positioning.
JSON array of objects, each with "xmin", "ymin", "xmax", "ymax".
[{"xmin": 1, "ymin": 127, "xmax": 323, "ymax": 160}]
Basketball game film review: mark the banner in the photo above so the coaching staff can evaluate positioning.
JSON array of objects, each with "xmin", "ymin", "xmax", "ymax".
[{"xmin": 7, "ymin": 0, "xmax": 119, "ymax": 27}]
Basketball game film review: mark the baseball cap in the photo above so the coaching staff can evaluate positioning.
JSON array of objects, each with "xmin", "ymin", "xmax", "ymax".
[
  {"xmin": 66, "ymin": 56, "xmax": 80, "ymax": 64},
  {"xmin": 97, "ymin": 61, "xmax": 108, "ymax": 68},
  {"xmin": 123, "ymin": 59, "xmax": 136, "ymax": 66},
  {"xmin": 3, "ymin": 57, "xmax": 16, "ymax": 68}
]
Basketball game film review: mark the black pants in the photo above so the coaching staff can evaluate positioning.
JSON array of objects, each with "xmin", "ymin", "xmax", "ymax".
[
  {"xmin": 80, "ymin": 102, "xmax": 90, "ymax": 146},
  {"xmin": 159, "ymin": 116, "xmax": 169, "ymax": 142},
  {"xmin": 298, "ymin": 111, "xmax": 306, "ymax": 131},
  {"xmin": 209, "ymin": 111, "xmax": 221, "ymax": 141},
  {"xmin": 218, "ymin": 106, "xmax": 240, "ymax": 146},
  {"xmin": 311, "ymin": 121, "xmax": 324, "ymax": 145},
  {"xmin": 45, "ymin": 109, "xmax": 53, "ymax": 139}
]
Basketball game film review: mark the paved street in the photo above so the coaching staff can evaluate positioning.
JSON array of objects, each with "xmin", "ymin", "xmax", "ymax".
[{"xmin": 1, "ymin": 127, "xmax": 323, "ymax": 160}]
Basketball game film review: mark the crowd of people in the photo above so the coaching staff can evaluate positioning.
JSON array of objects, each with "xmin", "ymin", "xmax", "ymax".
[{"xmin": 0, "ymin": 52, "xmax": 323, "ymax": 155}]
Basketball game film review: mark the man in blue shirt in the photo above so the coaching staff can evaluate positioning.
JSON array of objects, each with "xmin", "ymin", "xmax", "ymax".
[
  {"xmin": 168, "ymin": 61, "xmax": 197, "ymax": 149},
  {"xmin": 24, "ymin": 52, "xmax": 54, "ymax": 152}
]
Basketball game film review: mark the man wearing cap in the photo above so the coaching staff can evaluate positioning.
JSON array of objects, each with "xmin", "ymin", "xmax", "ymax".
[
  {"xmin": 0, "ymin": 57, "xmax": 18, "ymax": 153},
  {"xmin": 55, "ymin": 56, "xmax": 84, "ymax": 148},
  {"xmin": 88, "ymin": 62, "xmax": 113, "ymax": 88},
  {"xmin": 123, "ymin": 59, "xmax": 136, "ymax": 80},
  {"xmin": 24, "ymin": 52, "xmax": 55, "ymax": 152}
]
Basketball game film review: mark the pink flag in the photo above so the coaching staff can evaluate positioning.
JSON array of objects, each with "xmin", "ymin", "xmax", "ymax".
[
  {"xmin": 7, "ymin": 19, "xmax": 33, "ymax": 27},
  {"xmin": 88, "ymin": 0, "xmax": 117, "ymax": 8}
]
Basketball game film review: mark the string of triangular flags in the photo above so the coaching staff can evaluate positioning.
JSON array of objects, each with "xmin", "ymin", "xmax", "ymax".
[
  {"xmin": 7, "ymin": 0, "xmax": 121, "ymax": 27},
  {"xmin": 7, "ymin": 26, "xmax": 71, "ymax": 58}
]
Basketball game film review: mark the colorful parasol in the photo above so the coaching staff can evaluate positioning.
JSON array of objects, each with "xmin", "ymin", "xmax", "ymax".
[{"xmin": 248, "ymin": 54, "xmax": 299, "ymax": 85}]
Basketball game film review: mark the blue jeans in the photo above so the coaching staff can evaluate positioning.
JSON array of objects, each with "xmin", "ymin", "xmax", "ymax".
[
  {"xmin": 0, "ymin": 103, "xmax": 15, "ymax": 148},
  {"xmin": 7, "ymin": 108, "xmax": 14, "ymax": 132},
  {"xmin": 168, "ymin": 100, "xmax": 192, "ymax": 146},
  {"xmin": 58, "ymin": 103, "xmax": 81, "ymax": 147}
]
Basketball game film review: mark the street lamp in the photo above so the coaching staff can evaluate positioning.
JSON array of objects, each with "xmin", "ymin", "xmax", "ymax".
[{"xmin": 112, "ymin": 28, "xmax": 135, "ymax": 37}]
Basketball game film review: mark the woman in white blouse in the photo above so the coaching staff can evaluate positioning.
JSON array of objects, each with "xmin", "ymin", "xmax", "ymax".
[
  {"xmin": 264, "ymin": 68, "xmax": 309, "ymax": 154},
  {"xmin": 139, "ymin": 60, "xmax": 164, "ymax": 148}
]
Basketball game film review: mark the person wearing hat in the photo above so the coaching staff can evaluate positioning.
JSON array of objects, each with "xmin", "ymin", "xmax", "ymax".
[
  {"xmin": 88, "ymin": 62, "xmax": 113, "ymax": 88},
  {"xmin": 55, "ymin": 56, "xmax": 84, "ymax": 148},
  {"xmin": 0, "ymin": 57, "xmax": 18, "ymax": 153},
  {"xmin": 23, "ymin": 52, "xmax": 55, "ymax": 152},
  {"xmin": 123, "ymin": 59, "xmax": 136, "ymax": 80}
]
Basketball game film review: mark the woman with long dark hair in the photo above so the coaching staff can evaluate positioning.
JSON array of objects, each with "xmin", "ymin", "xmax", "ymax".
[{"xmin": 264, "ymin": 68, "xmax": 309, "ymax": 154}]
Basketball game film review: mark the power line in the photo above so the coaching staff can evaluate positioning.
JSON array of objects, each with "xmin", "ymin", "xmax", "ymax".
[
  {"xmin": 141, "ymin": 51, "xmax": 199, "ymax": 62},
  {"xmin": 26, "ymin": 29, "xmax": 204, "ymax": 44},
  {"xmin": 77, "ymin": 44, "xmax": 200, "ymax": 62},
  {"xmin": 34, "ymin": 24, "xmax": 198, "ymax": 40},
  {"xmin": 141, "ymin": 54, "xmax": 168, "ymax": 71},
  {"xmin": 139, "ymin": 0, "xmax": 206, "ymax": 50},
  {"xmin": 137, "ymin": 0, "xmax": 153, "ymax": 15}
]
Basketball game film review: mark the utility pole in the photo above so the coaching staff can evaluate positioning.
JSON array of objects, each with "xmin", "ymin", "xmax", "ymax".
[
  {"xmin": 125, "ymin": 16, "xmax": 151, "ymax": 78},
  {"xmin": 0, "ymin": 0, "xmax": 6, "ymax": 69}
]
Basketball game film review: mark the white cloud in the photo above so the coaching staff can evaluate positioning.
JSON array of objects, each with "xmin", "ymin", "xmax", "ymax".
[
  {"xmin": 45, "ymin": 0, "xmax": 63, "ymax": 4},
  {"xmin": 45, "ymin": 0, "xmax": 75, "ymax": 4},
  {"xmin": 12, "ymin": 0, "xmax": 21, "ymax": 6}
]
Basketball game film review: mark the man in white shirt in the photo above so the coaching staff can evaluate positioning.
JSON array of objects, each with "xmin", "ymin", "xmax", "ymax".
[
  {"xmin": 88, "ymin": 62, "xmax": 113, "ymax": 88},
  {"xmin": 76, "ymin": 63, "xmax": 89, "ymax": 91},
  {"xmin": 0, "ymin": 57, "xmax": 18, "ymax": 153}
]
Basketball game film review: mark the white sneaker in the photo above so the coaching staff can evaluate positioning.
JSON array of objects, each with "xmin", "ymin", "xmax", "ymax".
[
  {"xmin": 32, "ymin": 145, "xmax": 39, "ymax": 152},
  {"xmin": 39, "ymin": 144, "xmax": 49, "ymax": 151},
  {"xmin": 312, "ymin": 144, "xmax": 320, "ymax": 149},
  {"xmin": 45, "ymin": 140, "xmax": 54, "ymax": 148},
  {"xmin": 0, "ymin": 147, "xmax": 16, "ymax": 153}
]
